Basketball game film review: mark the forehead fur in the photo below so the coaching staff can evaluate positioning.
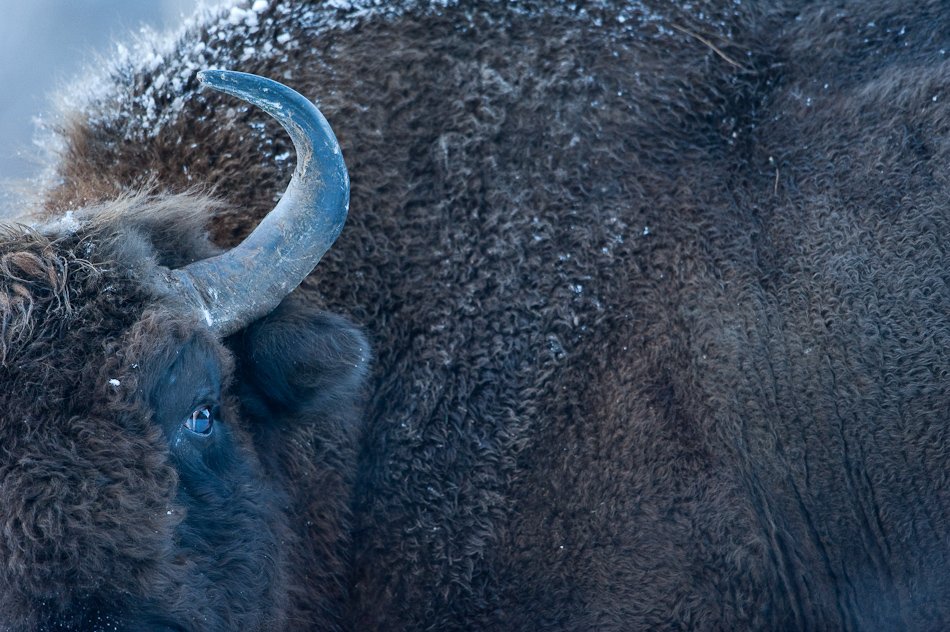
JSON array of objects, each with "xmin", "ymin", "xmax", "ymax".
[{"xmin": 0, "ymin": 192, "xmax": 221, "ymax": 366}]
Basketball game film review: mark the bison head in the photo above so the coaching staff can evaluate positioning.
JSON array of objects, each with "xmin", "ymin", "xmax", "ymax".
[{"xmin": 0, "ymin": 72, "xmax": 368, "ymax": 630}]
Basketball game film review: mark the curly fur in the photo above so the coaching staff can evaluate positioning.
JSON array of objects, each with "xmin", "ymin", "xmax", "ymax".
[
  {"xmin": 2, "ymin": 0, "xmax": 949, "ymax": 630},
  {"xmin": 0, "ymin": 196, "xmax": 367, "ymax": 630}
]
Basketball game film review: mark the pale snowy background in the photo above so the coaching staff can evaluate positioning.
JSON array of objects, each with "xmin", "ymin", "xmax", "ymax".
[{"xmin": 0, "ymin": 0, "xmax": 198, "ymax": 180}]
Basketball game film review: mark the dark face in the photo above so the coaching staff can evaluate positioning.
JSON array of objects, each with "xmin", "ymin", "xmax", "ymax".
[
  {"xmin": 112, "ymin": 316, "xmax": 290, "ymax": 630},
  {"xmin": 0, "ymin": 306, "xmax": 286, "ymax": 629},
  {"xmin": 0, "ymin": 213, "xmax": 368, "ymax": 631}
]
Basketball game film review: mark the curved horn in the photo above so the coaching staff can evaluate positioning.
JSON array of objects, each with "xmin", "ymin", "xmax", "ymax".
[{"xmin": 171, "ymin": 69, "xmax": 349, "ymax": 336}]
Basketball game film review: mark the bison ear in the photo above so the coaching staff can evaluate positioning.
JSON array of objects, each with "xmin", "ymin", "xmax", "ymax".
[
  {"xmin": 94, "ymin": 193, "xmax": 223, "ymax": 269},
  {"xmin": 230, "ymin": 296, "xmax": 370, "ymax": 425}
]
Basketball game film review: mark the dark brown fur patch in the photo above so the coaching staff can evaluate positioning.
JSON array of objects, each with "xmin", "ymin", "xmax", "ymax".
[{"xmin": 5, "ymin": 0, "xmax": 950, "ymax": 629}]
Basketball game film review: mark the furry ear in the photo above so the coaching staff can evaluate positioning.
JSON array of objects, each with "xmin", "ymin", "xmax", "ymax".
[
  {"xmin": 91, "ymin": 192, "xmax": 224, "ymax": 269},
  {"xmin": 231, "ymin": 295, "xmax": 370, "ymax": 425},
  {"xmin": 35, "ymin": 191, "xmax": 222, "ymax": 270}
]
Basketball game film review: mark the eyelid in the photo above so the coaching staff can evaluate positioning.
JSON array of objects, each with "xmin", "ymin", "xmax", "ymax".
[{"xmin": 190, "ymin": 388, "xmax": 217, "ymax": 411}]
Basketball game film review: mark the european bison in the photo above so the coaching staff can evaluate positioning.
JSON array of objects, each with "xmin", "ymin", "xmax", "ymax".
[{"xmin": 1, "ymin": 1, "xmax": 948, "ymax": 630}]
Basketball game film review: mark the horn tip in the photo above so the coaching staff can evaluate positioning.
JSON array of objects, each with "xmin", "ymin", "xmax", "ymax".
[{"xmin": 197, "ymin": 68, "xmax": 234, "ymax": 88}]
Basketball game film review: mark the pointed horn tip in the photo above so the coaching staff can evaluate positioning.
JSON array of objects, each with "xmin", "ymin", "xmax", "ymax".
[
  {"xmin": 196, "ymin": 69, "xmax": 306, "ymax": 117},
  {"xmin": 196, "ymin": 69, "xmax": 219, "ymax": 84},
  {"xmin": 197, "ymin": 69, "xmax": 243, "ymax": 90},
  {"xmin": 198, "ymin": 69, "xmax": 276, "ymax": 95}
]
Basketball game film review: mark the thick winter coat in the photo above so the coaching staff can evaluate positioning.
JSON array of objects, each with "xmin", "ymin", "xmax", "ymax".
[{"xmin": 1, "ymin": 1, "xmax": 948, "ymax": 630}]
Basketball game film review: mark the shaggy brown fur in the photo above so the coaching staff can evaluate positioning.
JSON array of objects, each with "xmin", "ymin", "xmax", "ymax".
[
  {"xmin": 0, "ymin": 194, "xmax": 368, "ymax": 630},
  {"xmin": 2, "ymin": 0, "xmax": 949, "ymax": 630}
]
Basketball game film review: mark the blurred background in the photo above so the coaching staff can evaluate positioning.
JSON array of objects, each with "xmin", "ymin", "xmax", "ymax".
[{"xmin": 0, "ymin": 0, "xmax": 198, "ymax": 181}]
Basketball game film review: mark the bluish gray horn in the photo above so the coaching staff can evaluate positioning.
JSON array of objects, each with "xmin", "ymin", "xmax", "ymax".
[{"xmin": 171, "ymin": 69, "xmax": 349, "ymax": 336}]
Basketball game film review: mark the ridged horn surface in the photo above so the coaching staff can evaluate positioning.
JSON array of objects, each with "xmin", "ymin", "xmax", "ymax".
[{"xmin": 171, "ymin": 69, "xmax": 349, "ymax": 336}]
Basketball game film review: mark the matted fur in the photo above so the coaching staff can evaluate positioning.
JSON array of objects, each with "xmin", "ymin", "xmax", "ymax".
[{"xmin": 3, "ymin": 0, "xmax": 949, "ymax": 630}]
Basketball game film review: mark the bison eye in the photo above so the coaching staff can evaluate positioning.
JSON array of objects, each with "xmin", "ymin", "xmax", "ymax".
[{"xmin": 184, "ymin": 406, "xmax": 214, "ymax": 435}]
